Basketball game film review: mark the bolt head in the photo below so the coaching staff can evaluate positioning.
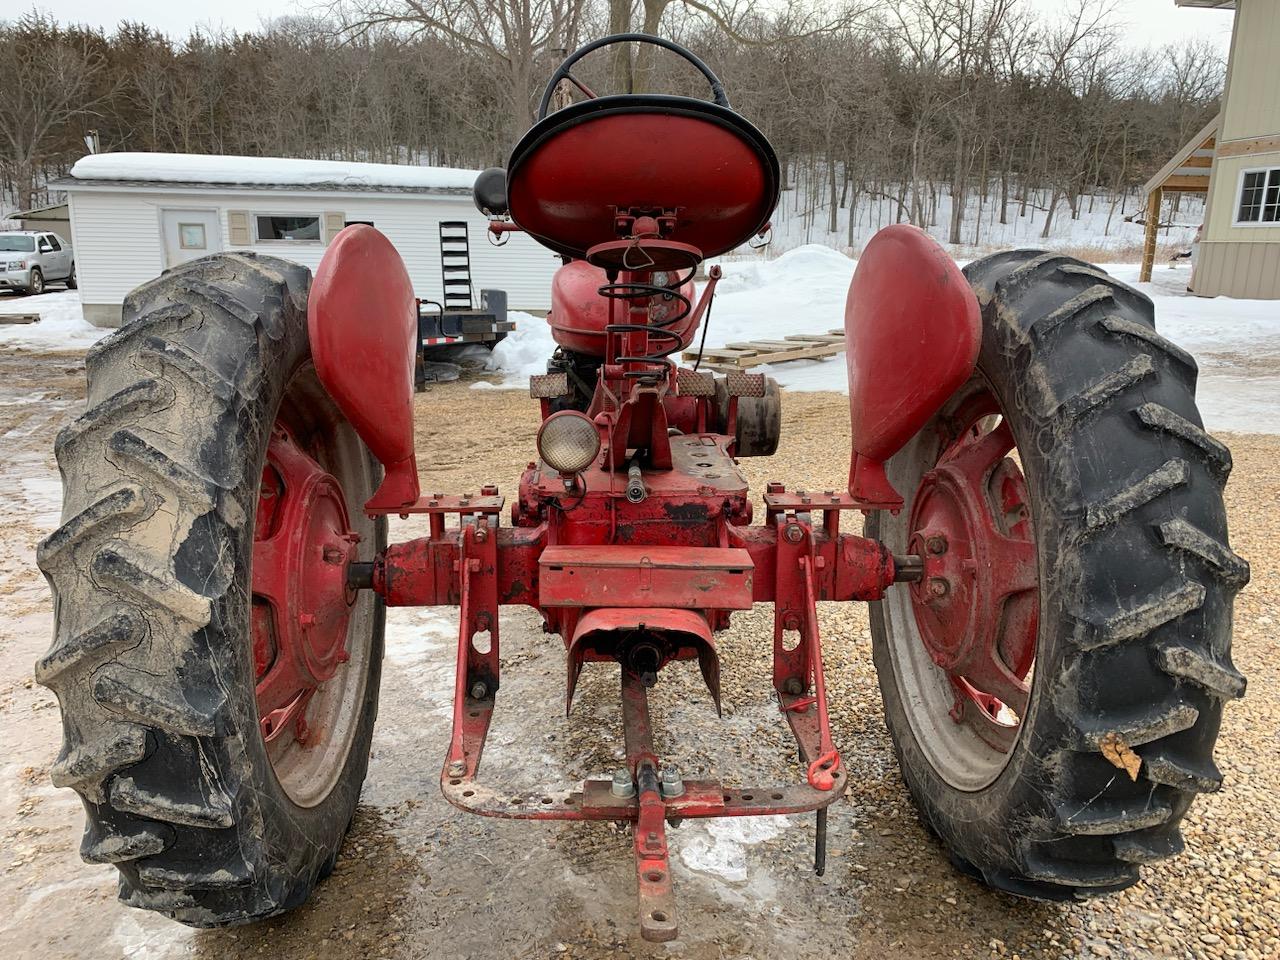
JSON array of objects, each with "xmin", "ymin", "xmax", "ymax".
[
  {"xmin": 785, "ymin": 524, "xmax": 804, "ymax": 543},
  {"xmin": 446, "ymin": 759, "xmax": 466, "ymax": 778},
  {"xmin": 610, "ymin": 768, "xmax": 636, "ymax": 799},
  {"xmin": 928, "ymin": 577, "xmax": 950, "ymax": 598},
  {"xmin": 469, "ymin": 681, "xmax": 488, "ymax": 700},
  {"xmin": 323, "ymin": 545, "xmax": 345, "ymax": 564},
  {"xmin": 926, "ymin": 535, "xmax": 948, "ymax": 555}
]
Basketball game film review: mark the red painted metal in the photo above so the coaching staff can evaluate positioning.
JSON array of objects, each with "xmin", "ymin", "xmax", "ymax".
[
  {"xmin": 252, "ymin": 422, "xmax": 358, "ymax": 744},
  {"xmin": 507, "ymin": 111, "xmax": 775, "ymax": 260},
  {"xmin": 566, "ymin": 606, "xmax": 722, "ymax": 714},
  {"xmin": 548, "ymin": 259, "xmax": 697, "ymax": 358},
  {"xmin": 303, "ymin": 45, "xmax": 1013, "ymax": 940},
  {"xmin": 908, "ymin": 388, "xmax": 1038, "ymax": 752},
  {"xmin": 843, "ymin": 224, "xmax": 981, "ymax": 509},
  {"xmin": 539, "ymin": 545, "xmax": 753, "ymax": 608},
  {"xmin": 308, "ymin": 224, "xmax": 420, "ymax": 512}
]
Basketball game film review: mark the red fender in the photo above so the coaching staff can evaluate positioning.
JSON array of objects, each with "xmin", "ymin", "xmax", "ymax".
[
  {"xmin": 308, "ymin": 225, "xmax": 420, "ymax": 512},
  {"xmin": 844, "ymin": 225, "xmax": 980, "ymax": 510}
]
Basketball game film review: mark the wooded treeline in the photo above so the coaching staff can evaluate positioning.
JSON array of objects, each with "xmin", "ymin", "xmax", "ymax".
[{"xmin": 0, "ymin": 0, "xmax": 1222, "ymax": 245}]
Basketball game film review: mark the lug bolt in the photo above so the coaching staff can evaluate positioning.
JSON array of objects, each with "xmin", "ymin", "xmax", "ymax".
[
  {"xmin": 926, "ymin": 535, "xmax": 948, "ymax": 555},
  {"xmin": 611, "ymin": 768, "xmax": 636, "ymax": 799},
  {"xmin": 660, "ymin": 765, "xmax": 685, "ymax": 798},
  {"xmin": 470, "ymin": 681, "xmax": 488, "ymax": 700},
  {"xmin": 446, "ymin": 759, "xmax": 466, "ymax": 779},
  {"xmin": 928, "ymin": 577, "xmax": 951, "ymax": 598}
]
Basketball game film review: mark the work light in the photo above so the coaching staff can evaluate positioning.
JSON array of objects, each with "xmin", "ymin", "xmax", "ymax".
[{"xmin": 536, "ymin": 411, "xmax": 600, "ymax": 475}]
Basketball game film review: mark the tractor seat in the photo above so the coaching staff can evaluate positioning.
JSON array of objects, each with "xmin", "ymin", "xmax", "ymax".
[{"xmin": 499, "ymin": 95, "xmax": 779, "ymax": 262}]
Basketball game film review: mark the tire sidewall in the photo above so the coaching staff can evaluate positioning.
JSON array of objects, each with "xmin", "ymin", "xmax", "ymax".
[{"xmin": 868, "ymin": 350, "xmax": 1075, "ymax": 873}]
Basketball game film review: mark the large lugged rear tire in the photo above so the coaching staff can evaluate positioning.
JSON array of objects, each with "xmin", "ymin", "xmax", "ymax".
[
  {"xmin": 868, "ymin": 250, "xmax": 1248, "ymax": 898},
  {"xmin": 38, "ymin": 253, "xmax": 386, "ymax": 925}
]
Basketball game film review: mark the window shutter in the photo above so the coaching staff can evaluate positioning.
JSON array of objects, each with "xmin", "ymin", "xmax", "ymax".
[
  {"xmin": 323, "ymin": 211, "xmax": 346, "ymax": 244},
  {"xmin": 228, "ymin": 210, "xmax": 251, "ymax": 246}
]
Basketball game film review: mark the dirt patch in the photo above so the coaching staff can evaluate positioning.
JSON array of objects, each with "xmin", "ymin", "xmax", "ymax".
[{"xmin": 1, "ymin": 355, "xmax": 1276, "ymax": 959}]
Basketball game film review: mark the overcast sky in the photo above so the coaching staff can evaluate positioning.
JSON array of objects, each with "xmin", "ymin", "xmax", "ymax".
[{"xmin": 38, "ymin": 0, "xmax": 1235, "ymax": 53}]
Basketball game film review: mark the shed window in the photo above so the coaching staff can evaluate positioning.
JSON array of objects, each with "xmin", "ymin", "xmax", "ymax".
[
  {"xmin": 1236, "ymin": 168, "xmax": 1280, "ymax": 224},
  {"xmin": 254, "ymin": 214, "xmax": 322, "ymax": 243},
  {"xmin": 178, "ymin": 224, "xmax": 207, "ymax": 249}
]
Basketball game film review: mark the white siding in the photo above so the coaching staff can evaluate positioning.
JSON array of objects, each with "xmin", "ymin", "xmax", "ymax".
[
  {"xmin": 67, "ymin": 190, "xmax": 169, "ymax": 307},
  {"xmin": 66, "ymin": 186, "xmax": 560, "ymax": 313}
]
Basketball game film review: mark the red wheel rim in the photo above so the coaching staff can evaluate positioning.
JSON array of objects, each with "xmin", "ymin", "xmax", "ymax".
[
  {"xmin": 252, "ymin": 419, "xmax": 360, "ymax": 748},
  {"xmin": 907, "ymin": 388, "xmax": 1039, "ymax": 755}
]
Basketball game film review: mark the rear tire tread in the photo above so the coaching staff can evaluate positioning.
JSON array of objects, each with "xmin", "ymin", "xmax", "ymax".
[{"xmin": 874, "ymin": 250, "xmax": 1246, "ymax": 902}]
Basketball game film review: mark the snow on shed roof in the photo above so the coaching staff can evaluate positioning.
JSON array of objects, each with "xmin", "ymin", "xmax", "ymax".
[{"xmin": 67, "ymin": 153, "xmax": 479, "ymax": 193}]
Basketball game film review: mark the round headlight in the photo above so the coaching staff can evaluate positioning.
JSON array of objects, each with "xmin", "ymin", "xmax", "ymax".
[{"xmin": 536, "ymin": 411, "xmax": 600, "ymax": 475}]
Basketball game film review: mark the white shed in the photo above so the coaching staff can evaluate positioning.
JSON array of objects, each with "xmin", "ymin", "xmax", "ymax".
[{"xmin": 58, "ymin": 153, "xmax": 561, "ymax": 328}]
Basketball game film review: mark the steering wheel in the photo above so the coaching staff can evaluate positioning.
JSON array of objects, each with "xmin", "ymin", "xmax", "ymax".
[{"xmin": 536, "ymin": 33, "xmax": 731, "ymax": 121}]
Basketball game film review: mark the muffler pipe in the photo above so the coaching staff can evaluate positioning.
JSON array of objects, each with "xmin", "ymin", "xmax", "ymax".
[{"xmin": 626, "ymin": 460, "xmax": 647, "ymax": 504}]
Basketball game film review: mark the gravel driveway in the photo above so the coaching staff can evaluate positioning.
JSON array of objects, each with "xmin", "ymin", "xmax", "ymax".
[{"xmin": 1, "ymin": 353, "xmax": 1275, "ymax": 960}]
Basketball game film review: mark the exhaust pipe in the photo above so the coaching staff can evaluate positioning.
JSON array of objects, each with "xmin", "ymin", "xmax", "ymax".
[{"xmin": 626, "ymin": 460, "xmax": 647, "ymax": 504}]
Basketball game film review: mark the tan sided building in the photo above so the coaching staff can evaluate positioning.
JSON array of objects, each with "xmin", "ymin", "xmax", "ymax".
[{"xmin": 1143, "ymin": 0, "xmax": 1280, "ymax": 298}]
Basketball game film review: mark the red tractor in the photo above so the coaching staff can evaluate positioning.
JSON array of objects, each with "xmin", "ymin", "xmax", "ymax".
[{"xmin": 39, "ymin": 35, "xmax": 1247, "ymax": 941}]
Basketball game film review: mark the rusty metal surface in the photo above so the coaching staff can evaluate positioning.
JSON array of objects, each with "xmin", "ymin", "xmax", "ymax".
[
  {"xmin": 675, "ymin": 368, "xmax": 716, "ymax": 397},
  {"xmin": 529, "ymin": 372, "xmax": 571, "ymax": 398},
  {"xmin": 539, "ymin": 545, "xmax": 753, "ymax": 609},
  {"xmin": 366, "ymin": 492, "xmax": 504, "ymax": 518},
  {"xmin": 724, "ymin": 369, "xmax": 766, "ymax": 397}
]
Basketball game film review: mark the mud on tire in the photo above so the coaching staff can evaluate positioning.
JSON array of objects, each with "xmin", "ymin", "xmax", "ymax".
[
  {"xmin": 868, "ymin": 250, "xmax": 1248, "ymax": 898},
  {"xmin": 37, "ymin": 253, "xmax": 385, "ymax": 924}
]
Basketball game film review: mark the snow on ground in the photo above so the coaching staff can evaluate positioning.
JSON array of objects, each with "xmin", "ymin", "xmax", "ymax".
[
  {"xmin": 2, "ymin": 245, "xmax": 1272, "ymax": 435},
  {"xmin": 70, "ymin": 152, "xmax": 478, "ymax": 190},
  {"xmin": 483, "ymin": 244, "xmax": 1280, "ymax": 434},
  {"xmin": 0, "ymin": 290, "xmax": 108, "ymax": 352},
  {"xmin": 768, "ymin": 181, "xmax": 1203, "ymax": 257}
]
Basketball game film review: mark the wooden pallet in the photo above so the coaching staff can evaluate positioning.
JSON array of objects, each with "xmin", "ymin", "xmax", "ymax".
[{"xmin": 684, "ymin": 329, "xmax": 846, "ymax": 372}]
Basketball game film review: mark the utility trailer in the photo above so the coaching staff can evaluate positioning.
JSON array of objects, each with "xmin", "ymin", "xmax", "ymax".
[{"xmin": 413, "ymin": 220, "xmax": 516, "ymax": 388}]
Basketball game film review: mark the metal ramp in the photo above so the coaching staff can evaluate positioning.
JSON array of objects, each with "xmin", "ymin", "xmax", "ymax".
[{"xmin": 439, "ymin": 221, "xmax": 474, "ymax": 311}]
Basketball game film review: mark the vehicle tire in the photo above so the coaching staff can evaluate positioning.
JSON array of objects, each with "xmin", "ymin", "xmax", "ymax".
[
  {"xmin": 37, "ymin": 252, "xmax": 386, "ymax": 925},
  {"xmin": 67, "ymin": 261, "xmax": 78, "ymax": 289},
  {"xmin": 867, "ymin": 250, "xmax": 1247, "ymax": 899},
  {"xmin": 29, "ymin": 267, "xmax": 44, "ymax": 296}
]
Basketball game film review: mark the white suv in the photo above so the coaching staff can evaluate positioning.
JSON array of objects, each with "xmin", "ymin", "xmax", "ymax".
[{"xmin": 0, "ymin": 231, "xmax": 76, "ymax": 296}]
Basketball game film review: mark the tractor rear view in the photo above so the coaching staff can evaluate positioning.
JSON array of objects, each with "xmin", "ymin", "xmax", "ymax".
[{"xmin": 39, "ymin": 34, "xmax": 1247, "ymax": 942}]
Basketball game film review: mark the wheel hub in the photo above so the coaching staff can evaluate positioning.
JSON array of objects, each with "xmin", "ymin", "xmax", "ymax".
[
  {"xmin": 252, "ymin": 424, "xmax": 360, "ymax": 744},
  {"xmin": 907, "ymin": 399, "xmax": 1038, "ymax": 753}
]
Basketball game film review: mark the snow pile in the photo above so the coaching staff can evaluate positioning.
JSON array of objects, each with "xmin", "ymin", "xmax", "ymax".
[
  {"xmin": 70, "ymin": 152, "xmax": 478, "ymax": 192},
  {"xmin": 483, "ymin": 246, "xmax": 1280, "ymax": 434},
  {"xmin": 479, "ymin": 311, "xmax": 556, "ymax": 388},
  {"xmin": 0, "ymin": 291, "xmax": 109, "ymax": 352},
  {"xmin": 478, "ymin": 245, "xmax": 856, "ymax": 390}
]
